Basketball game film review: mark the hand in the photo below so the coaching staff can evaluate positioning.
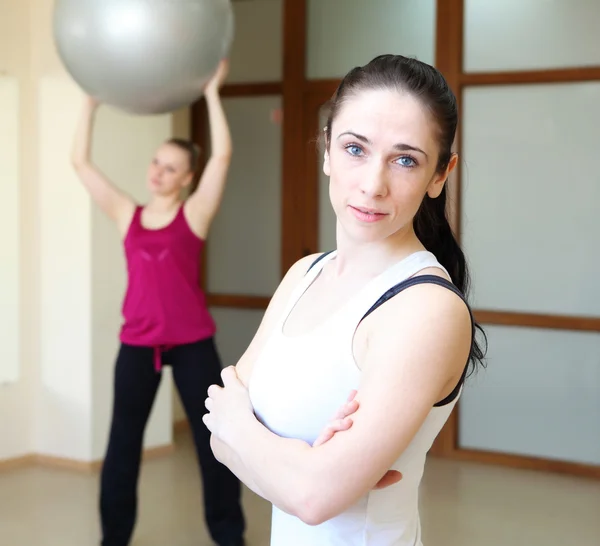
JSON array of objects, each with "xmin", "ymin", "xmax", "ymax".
[
  {"xmin": 203, "ymin": 366, "xmax": 253, "ymax": 446},
  {"xmin": 312, "ymin": 390, "xmax": 360, "ymax": 447},
  {"xmin": 205, "ymin": 59, "xmax": 229, "ymax": 94},
  {"xmin": 210, "ymin": 433, "xmax": 230, "ymax": 465},
  {"xmin": 313, "ymin": 390, "xmax": 403, "ymax": 490}
]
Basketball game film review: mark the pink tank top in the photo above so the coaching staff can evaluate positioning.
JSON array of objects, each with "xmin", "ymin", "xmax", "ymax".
[{"xmin": 119, "ymin": 204, "xmax": 216, "ymax": 371}]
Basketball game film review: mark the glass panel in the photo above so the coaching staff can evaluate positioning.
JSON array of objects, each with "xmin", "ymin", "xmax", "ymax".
[
  {"xmin": 228, "ymin": 0, "xmax": 283, "ymax": 83},
  {"xmin": 464, "ymin": 0, "xmax": 600, "ymax": 72},
  {"xmin": 461, "ymin": 82, "xmax": 600, "ymax": 317},
  {"xmin": 0, "ymin": 76, "xmax": 19, "ymax": 384},
  {"xmin": 210, "ymin": 308, "xmax": 265, "ymax": 368},
  {"xmin": 459, "ymin": 325, "xmax": 600, "ymax": 466},
  {"xmin": 307, "ymin": 0, "xmax": 436, "ymax": 80},
  {"xmin": 207, "ymin": 96, "xmax": 282, "ymax": 296}
]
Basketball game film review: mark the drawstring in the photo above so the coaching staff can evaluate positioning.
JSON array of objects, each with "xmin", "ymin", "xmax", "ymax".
[
  {"xmin": 153, "ymin": 345, "xmax": 174, "ymax": 373},
  {"xmin": 153, "ymin": 347, "xmax": 162, "ymax": 372}
]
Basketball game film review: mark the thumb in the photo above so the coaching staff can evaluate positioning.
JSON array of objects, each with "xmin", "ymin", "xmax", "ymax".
[{"xmin": 220, "ymin": 366, "xmax": 238, "ymax": 387}]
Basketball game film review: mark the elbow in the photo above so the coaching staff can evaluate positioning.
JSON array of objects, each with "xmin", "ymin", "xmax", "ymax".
[
  {"xmin": 297, "ymin": 510, "xmax": 328, "ymax": 527},
  {"xmin": 292, "ymin": 489, "xmax": 335, "ymax": 527},
  {"xmin": 71, "ymin": 157, "xmax": 87, "ymax": 172}
]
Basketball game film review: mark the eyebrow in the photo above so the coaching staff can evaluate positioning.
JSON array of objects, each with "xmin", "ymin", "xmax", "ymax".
[{"xmin": 337, "ymin": 131, "xmax": 428, "ymax": 158}]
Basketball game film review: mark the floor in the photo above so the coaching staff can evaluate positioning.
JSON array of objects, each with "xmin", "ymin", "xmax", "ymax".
[{"xmin": 1, "ymin": 432, "xmax": 599, "ymax": 545}]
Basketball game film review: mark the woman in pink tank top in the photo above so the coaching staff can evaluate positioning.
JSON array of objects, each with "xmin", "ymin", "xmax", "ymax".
[{"xmin": 71, "ymin": 60, "xmax": 245, "ymax": 546}]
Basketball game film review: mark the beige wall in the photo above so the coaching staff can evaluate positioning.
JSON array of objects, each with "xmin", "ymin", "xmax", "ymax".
[
  {"xmin": 0, "ymin": 0, "xmax": 34, "ymax": 461},
  {"xmin": 1, "ymin": 0, "xmax": 189, "ymax": 462}
]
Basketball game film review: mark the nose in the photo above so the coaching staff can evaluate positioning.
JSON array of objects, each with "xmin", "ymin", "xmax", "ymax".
[{"xmin": 359, "ymin": 160, "xmax": 388, "ymax": 198}]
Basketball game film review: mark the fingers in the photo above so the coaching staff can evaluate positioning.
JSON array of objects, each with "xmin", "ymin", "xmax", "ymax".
[
  {"xmin": 205, "ymin": 383, "xmax": 222, "ymax": 411},
  {"xmin": 220, "ymin": 366, "xmax": 237, "ymax": 387},
  {"xmin": 314, "ymin": 391, "xmax": 361, "ymax": 448},
  {"xmin": 334, "ymin": 398, "xmax": 359, "ymax": 421},
  {"xmin": 201, "ymin": 412, "xmax": 212, "ymax": 432},
  {"xmin": 346, "ymin": 389, "xmax": 358, "ymax": 403},
  {"xmin": 337, "ymin": 390, "xmax": 359, "ymax": 417},
  {"xmin": 373, "ymin": 470, "xmax": 403, "ymax": 490},
  {"xmin": 312, "ymin": 429, "xmax": 333, "ymax": 448},
  {"xmin": 312, "ymin": 416, "xmax": 353, "ymax": 447},
  {"xmin": 207, "ymin": 384, "xmax": 221, "ymax": 397}
]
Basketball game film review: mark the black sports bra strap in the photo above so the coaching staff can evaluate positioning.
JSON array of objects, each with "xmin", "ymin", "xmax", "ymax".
[
  {"xmin": 360, "ymin": 275, "xmax": 475, "ymax": 408},
  {"xmin": 305, "ymin": 250, "xmax": 334, "ymax": 274},
  {"xmin": 361, "ymin": 275, "xmax": 466, "ymax": 320}
]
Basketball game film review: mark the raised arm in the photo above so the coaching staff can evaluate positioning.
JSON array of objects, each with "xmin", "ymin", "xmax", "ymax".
[
  {"xmin": 185, "ymin": 60, "xmax": 231, "ymax": 238},
  {"xmin": 71, "ymin": 96, "xmax": 135, "ymax": 235},
  {"xmin": 205, "ymin": 282, "xmax": 472, "ymax": 524}
]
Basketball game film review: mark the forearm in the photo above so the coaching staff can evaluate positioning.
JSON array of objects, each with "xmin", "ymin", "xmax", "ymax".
[
  {"xmin": 212, "ymin": 435, "xmax": 267, "ymax": 499},
  {"xmin": 205, "ymin": 88, "xmax": 231, "ymax": 158},
  {"xmin": 223, "ymin": 417, "xmax": 319, "ymax": 521},
  {"xmin": 222, "ymin": 412, "xmax": 403, "ymax": 525},
  {"xmin": 72, "ymin": 101, "xmax": 97, "ymax": 168}
]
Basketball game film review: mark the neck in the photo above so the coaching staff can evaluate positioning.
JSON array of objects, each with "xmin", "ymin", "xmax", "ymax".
[
  {"xmin": 332, "ymin": 224, "xmax": 425, "ymax": 279},
  {"xmin": 147, "ymin": 193, "xmax": 181, "ymax": 210}
]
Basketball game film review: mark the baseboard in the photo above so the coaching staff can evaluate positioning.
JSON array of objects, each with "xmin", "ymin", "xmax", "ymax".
[
  {"xmin": 0, "ymin": 443, "xmax": 175, "ymax": 474},
  {"xmin": 0, "ymin": 454, "xmax": 37, "ymax": 472}
]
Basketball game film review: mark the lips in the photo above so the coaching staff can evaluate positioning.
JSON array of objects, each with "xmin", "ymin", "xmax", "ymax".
[
  {"xmin": 349, "ymin": 205, "xmax": 388, "ymax": 223},
  {"xmin": 351, "ymin": 206, "xmax": 386, "ymax": 216}
]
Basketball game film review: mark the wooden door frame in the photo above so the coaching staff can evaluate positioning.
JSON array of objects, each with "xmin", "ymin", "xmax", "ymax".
[{"xmin": 192, "ymin": 0, "xmax": 600, "ymax": 479}]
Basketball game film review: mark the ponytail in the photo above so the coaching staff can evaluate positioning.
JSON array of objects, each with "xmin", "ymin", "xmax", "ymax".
[{"xmin": 414, "ymin": 187, "xmax": 466, "ymax": 293}]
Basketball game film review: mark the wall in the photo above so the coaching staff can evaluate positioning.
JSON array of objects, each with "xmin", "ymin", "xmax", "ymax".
[
  {"xmin": 1, "ymin": 0, "xmax": 181, "ymax": 463},
  {"xmin": 457, "ymin": 0, "xmax": 600, "ymax": 465},
  {"xmin": 0, "ymin": 0, "xmax": 34, "ymax": 461}
]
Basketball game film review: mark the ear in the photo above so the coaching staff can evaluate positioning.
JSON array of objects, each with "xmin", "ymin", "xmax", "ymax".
[
  {"xmin": 427, "ymin": 153, "xmax": 458, "ymax": 198},
  {"xmin": 323, "ymin": 149, "xmax": 331, "ymax": 176}
]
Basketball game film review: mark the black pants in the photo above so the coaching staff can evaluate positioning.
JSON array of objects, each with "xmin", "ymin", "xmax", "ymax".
[{"xmin": 100, "ymin": 338, "xmax": 245, "ymax": 545}]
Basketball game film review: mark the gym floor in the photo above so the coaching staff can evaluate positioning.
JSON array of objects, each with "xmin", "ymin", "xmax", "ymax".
[{"xmin": 1, "ymin": 431, "xmax": 599, "ymax": 545}]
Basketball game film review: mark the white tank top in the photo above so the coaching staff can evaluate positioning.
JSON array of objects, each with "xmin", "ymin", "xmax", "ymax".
[{"xmin": 249, "ymin": 250, "xmax": 465, "ymax": 546}]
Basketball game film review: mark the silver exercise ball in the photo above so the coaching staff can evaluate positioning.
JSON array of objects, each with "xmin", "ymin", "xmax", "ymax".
[{"xmin": 53, "ymin": 0, "xmax": 234, "ymax": 115}]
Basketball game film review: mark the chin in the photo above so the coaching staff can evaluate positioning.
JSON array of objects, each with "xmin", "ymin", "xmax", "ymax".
[{"xmin": 340, "ymin": 225, "xmax": 389, "ymax": 246}]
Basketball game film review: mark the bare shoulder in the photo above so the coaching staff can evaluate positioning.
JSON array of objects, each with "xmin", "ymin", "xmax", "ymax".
[
  {"xmin": 370, "ymin": 276, "xmax": 471, "ymax": 338},
  {"xmin": 358, "ymin": 274, "xmax": 472, "ymax": 380}
]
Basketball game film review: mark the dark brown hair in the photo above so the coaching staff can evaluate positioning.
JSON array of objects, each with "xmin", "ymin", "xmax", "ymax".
[{"xmin": 166, "ymin": 138, "xmax": 201, "ymax": 174}]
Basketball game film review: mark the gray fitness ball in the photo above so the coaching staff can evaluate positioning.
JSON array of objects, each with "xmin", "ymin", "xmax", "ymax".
[{"xmin": 53, "ymin": 0, "xmax": 234, "ymax": 114}]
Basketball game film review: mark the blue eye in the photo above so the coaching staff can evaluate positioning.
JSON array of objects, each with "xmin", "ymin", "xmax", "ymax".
[
  {"xmin": 345, "ymin": 144, "xmax": 363, "ymax": 156},
  {"xmin": 397, "ymin": 156, "xmax": 416, "ymax": 168}
]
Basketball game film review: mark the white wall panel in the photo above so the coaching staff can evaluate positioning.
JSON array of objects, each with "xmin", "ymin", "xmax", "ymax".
[
  {"xmin": 0, "ymin": 76, "xmax": 19, "ymax": 385},
  {"xmin": 307, "ymin": 0, "xmax": 436, "ymax": 80},
  {"xmin": 462, "ymin": 82, "xmax": 600, "ymax": 317},
  {"xmin": 464, "ymin": 0, "xmax": 600, "ymax": 72},
  {"xmin": 228, "ymin": 0, "xmax": 282, "ymax": 83},
  {"xmin": 460, "ymin": 325, "xmax": 600, "ymax": 466},
  {"xmin": 207, "ymin": 96, "xmax": 282, "ymax": 296}
]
